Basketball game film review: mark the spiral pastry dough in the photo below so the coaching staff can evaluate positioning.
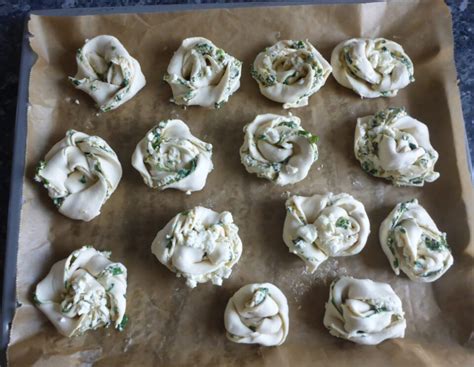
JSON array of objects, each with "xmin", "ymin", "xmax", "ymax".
[
  {"xmin": 323, "ymin": 276, "xmax": 406, "ymax": 345},
  {"xmin": 251, "ymin": 40, "xmax": 332, "ymax": 109},
  {"xmin": 331, "ymin": 38, "xmax": 414, "ymax": 98},
  {"xmin": 354, "ymin": 107, "xmax": 439, "ymax": 186},
  {"xmin": 379, "ymin": 199, "xmax": 453, "ymax": 282},
  {"xmin": 69, "ymin": 35, "xmax": 146, "ymax": 112},
  {"xmin": 132, "ymin": 119, "xmax": 213, "ymax": 193},
  {"xmin": 34, "ymin": 246, "xmax": 128, "ymax": 337},
  {"xmin": 151, "ymin": 206, "xmax": 242, "ymax": 288},
  {"xmin": 283, "ymin": 192, "xmax": 369, "ymax": 273},
  {"xmin": 224, "ymin": 283, "xmax": 289, "ymax": 346},
  {"xmin": 164, "ymin": 37, "xmax": 242, "ymax": 108},
  {"xmin": 240, "ymin": 114, "xmax": 319, "ymax": 186},
  {"xmin": 35, "ymin": 130, "xmax": 122, "ymax": 222}
]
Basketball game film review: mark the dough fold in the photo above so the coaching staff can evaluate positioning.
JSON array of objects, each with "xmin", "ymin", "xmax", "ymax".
[
  {"xmin": 35, "ymin": 130, "xmax": 122, "ymax": 222},
  {"xmin": 251, "ymin": 40, "xmax": 332, "ymax": 108},
  {"xmin": 323, "ymin": 276, "xmax": 406, "ymax": 345},
  {"xmin": 34, "ymin": 246, "xmax": 128, "ymax": 337},
  {"xmin": 283, "ymin": 192, "xmax": 370, "ymax": 272},
  {"xmin": 379, "ymin": 198, "xmax": 453, "ymax": 282},
  {"xmin": 151, "ymin": 206, "xmax": 242, "ymax": 288},
  {"xmin": 354, "ymin": 107, "xmax": 439, "ymax": 186},
  {"xmin": 69, "ymin": 35, "xmax": 146, "ymax": 112},
  {"xmin": 224, "ymin": 283, "xmax": 289, "ymax": 346},
  {"xmin": 132, "ymin": 119, "xmax": 213, "ymax": 192}
]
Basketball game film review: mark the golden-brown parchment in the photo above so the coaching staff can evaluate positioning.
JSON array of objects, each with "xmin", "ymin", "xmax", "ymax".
[{"xmin": 7, "ymin": 0, "xmax": 474, "ymax": 365}]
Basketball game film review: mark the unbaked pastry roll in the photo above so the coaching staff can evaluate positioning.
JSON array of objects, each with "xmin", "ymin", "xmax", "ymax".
[
  {"xmin": 34, "ymin": 246, "xmax": 128, "ymax": 337},
  {"xmin": 132, "ymin": 119, "xmax": 213, "ymax": 192},
  {"xmin": 151, "ymin": 206, "xmax": 242, "ymax": 288},
  {"xmin": 323, "ymin": 276, "xmax": 406, "ymax": 345},
  {"xmin": 379, "ymin": 199, "xmax": 453, "ymax": 282},
  {"xmin": 283, "ymin": 192, "xmax": 370, "ymax": 273},
  {"xmin": 164, "ymin": 37, "xmax": 242, "ymax": 108},
  {"xmin": 251, "ymin": 40, "xmax": 332, "ymax": 109},
  {"xmin": 69, "ymin": 35, "xmax": 146, "ymax": 112},
  {"xmin": 354, "ymin": 107, "xmax": 439, "ymax": 186},
  {"xmin": 331, "ymin": 38, "xmax": 414, "ymax": 98},
  {"xmin": 224, "ymin": 283, "xmax": 289, "ymax": 346},
  {"xmin": 35, "ymin": 130, "xmax": 122, "ymax": 222},
  {"xmin": 240, "ymin": 113, "xmax": 319, "ymax": 186}
]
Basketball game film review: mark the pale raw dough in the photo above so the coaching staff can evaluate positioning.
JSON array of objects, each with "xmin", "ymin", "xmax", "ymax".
[
  {"xmin": 164, "ymin": 37, "xmax": 242, "ymax": 108},
  {"xmin": 354, "ymin": 107, "xmax": 439, "ymax": 186},
  {"xmin": 132, "ymin": 119, "xmax": 213, "ymax": 192},
  {"xmin": 331, "ymin": 38, "xmax": 414, "ymax": 98},
  {"xmin": 69, "ymin": 35, "xmax": 146, "ymax": 112},
  {"xmin": 379, "ymin": 199, "xmax": 453, "ymax": 282},
  {"xmin": 251, "ymin": 40, "xmax": 332, "ymax": 109},
  {"xmin": 35, "ymin": 130, "xmax": 122, "ymax": 222},
  {"xmin": 151, "ymin": 206, "xmax": 242, "ymax": 288},
  {"xmin": 323, "ymin": 276, "xmax": 406, "ymax": 345},
  {"xmin": 224, "ymin": 283, "xmax": 289, "ymax": 346},
  {"xmin": 34, "ymin": 246, "xmax": 128, "ymax": 337},
  {"xmin": 240, "ymin": 113, "xmax": 319, "ymax": 186},
  {"xmin": 283, "ymin": 192, "xmax": 370, "ymax": 273}
]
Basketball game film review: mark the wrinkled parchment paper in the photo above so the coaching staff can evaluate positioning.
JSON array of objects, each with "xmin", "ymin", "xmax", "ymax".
[{"xmin": 7, "ymin": 1, "xmax": 474, "ymax": 365}]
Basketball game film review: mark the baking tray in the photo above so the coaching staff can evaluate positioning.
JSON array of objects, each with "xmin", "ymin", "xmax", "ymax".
[{"xmin": 1, "ymin": 0, "xmax": 472, "ymax": 365}]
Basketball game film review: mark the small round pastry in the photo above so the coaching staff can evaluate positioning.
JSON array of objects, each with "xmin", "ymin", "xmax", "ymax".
[
  {"xmin": 251, "ymin": 39, "xmax": 332, "ymax": 109},
  {"xmin": 151, "ymin": 206, "xmax": 242, "ymax": 288},
  {"xmin": 240, "ymin": 113, "xmax": 319, "ymax": 186},
  {"xmin": 379, "ymin": 199, "xmax": 453, "ymax": 282},
  {"xmin": 224, "ymin": 283, "xmax": 289, "ymax": 346},
  {"xmin": 323, "ymin": 276, "xmax": 406, "ymax": 345},
  {"xmin": 69, "ymin": 35, "xmax": 146, "ymax": 112},
  {"xmin": 34, "ymin": 130, "xmax": 122, "ymax": 222},
  {"xmin": 132, "ymin": 119, "xmax": 213, "ymax": 193},
  {"xmin": 164, "ymin": 37, "xmax": 242, "ymax": 108},
  {"xmin": 34, "ymin": 246, "xmax": 128, "ymax": 337},
  {"xmin": 354, "ymin": 107, "xmax": 439, "ymax": 186},
  {"xmin": 283, "ymin": 192, "xmax": 370, "ymax": 273},
  {"xmin": 331, "ymin": 38, "xmax": 414, "ymax": 98}
]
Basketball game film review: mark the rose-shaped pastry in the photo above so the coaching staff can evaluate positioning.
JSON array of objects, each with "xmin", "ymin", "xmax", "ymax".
[
  {"xmin": 164, "ymin": 37, "xmax": 242, "ymax": 108},
  {"xmin": 251, "ymin": 40, "xmax": 332, "ymax": 109},
  {"xmin": 33, "ymin": 246, "xmax": 128, "ymax": 337},
  {"xmin": 354, "ymin": 107, "xmax": 439, "ymax": 186},
  {"xmin": 224, "ymin": 283, "xmax": 289, "ymax": 346},
  {"xmin": 331, "ymin": 38, "xmax": 414, "ymax": 98},
  {"xmin": 132, "ymin": 119, "xmax": 213, "ymax": 192},
  {"xmin": 69, "ymin": 35, "xmax": 146, "ymax": 112},
  {"xmin": 151, "ymin": 206, "xmax": 242, "ymax": 288},
  {"xmin": 323, "ymin": 276, "xmax": 406, "ymax": 345},
  {"xmin": 379, "ymin": 199, "xmax": 453, "ymax": 282},
  {"xmin": 35, "ymin": 130, "xmax": 122, "ymax": 222},
  {"xmin": 240, "ymin": 114, "xmax": 319, "ymax": 186},
  {"xmin": 283, "ymin": 192, "xmax": 370, "ymax": 273}
]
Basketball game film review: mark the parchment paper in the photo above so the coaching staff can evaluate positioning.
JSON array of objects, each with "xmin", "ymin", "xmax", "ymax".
[{"xmin": 7, "ymin": 0, "xmax": 474, "ymax": 365}]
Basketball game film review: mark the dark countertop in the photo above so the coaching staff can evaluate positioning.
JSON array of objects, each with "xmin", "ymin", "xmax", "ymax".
[{"xmin": 0, "ymin": 0, "xmax": 472, "ymax": 325}]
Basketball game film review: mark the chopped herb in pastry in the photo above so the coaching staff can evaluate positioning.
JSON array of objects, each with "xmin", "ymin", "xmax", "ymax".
[
  {"xmin": 69, "ymin": 35, "xmax": 146, "ymax": 112},
  {"xmin": 151, "ymin": 206, "xmax": 242, "ymax": 288},
  {"xmin": 251, "ymin": 40, "xmax": 332, "ymax": 109},
  {"xmin": 379, "ymin": 199, "xmax": 453, "ymax": 282},
  {"xmin": 283, "ymin": 192, "xmax": 370, "ymax": 273},
  {"xmin": 34, "ymin": 246, "xmax": 128, "ymax": 337},
  {"xmin": 331, "ymin": 38, "xmax": 414, "ymax": 98},
  {"xmin": 240, "ymin": 113, "xmax": 319, "ymax": 186},
  {"xmin": 132, "ymin": 119, "xmax": 213, "ymax": 192},
  {"xmin": 164, "ymin": 37, "xmax": 242, "ymax": 108},
  {"xmin": 323, "ymin": 276, "xmax": 406, "ymax": 345},
  {"xmin": 35, "ymin": 130, "xmax": 122, "ymax": 222},
  {"xmin": 354, "ymin": 107, "xmax": 439, "ymax": 186},
  {"xmin": 224, "ymin": 283, "xmax": 289, "ymax": 346}
]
